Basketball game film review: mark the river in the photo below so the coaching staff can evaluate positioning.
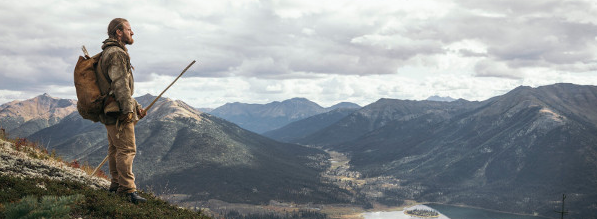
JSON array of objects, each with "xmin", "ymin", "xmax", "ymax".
[{"xmin": 363, "ymin": 204, "xmax": 549, "ymax": 219}]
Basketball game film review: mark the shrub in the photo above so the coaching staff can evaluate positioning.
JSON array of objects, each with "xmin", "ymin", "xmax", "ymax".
[{"xmin": 4, "ymin": 194, "xmax": 84, "ymax": 219}]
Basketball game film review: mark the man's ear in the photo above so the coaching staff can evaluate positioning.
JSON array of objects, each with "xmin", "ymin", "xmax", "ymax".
[{"xmin": 116, "ymin": 29, "xmax": 123, "ymax": 37}]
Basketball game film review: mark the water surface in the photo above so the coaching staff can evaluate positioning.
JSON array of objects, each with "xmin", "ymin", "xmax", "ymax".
[
  {"xmin": 426, "ymin": 204, "xmax": 547, "ymax": 219},
  {"xmin": 363, "ymin": 204, "xmax": 548, "ymax": 219}
]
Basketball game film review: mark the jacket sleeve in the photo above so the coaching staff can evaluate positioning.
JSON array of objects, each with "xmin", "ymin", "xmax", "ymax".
[
  {"xmin": 136, "ymin": 100, "xmax": 143, "ymax": 112},
  {"xmin": 106, "ymin": 51, "xmax": 135, "ymax": 114}
]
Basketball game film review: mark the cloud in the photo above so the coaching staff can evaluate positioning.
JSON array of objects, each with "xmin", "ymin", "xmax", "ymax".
[
  {"xmin": 439, "ymin": 1, "xmax": 597, "ymax": 77},
  {"xmin": 1, "ymin": 0, "xmax": 596, "ymax": 107},
  {"xmin": 474, "ymin": 59, "xmax": 523, "ymax": 79}
]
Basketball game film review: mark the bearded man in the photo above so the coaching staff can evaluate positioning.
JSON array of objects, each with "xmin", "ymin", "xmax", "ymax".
[{"xmin": 96, "ymin": 18, "xmax": 147, "ymax": 204}]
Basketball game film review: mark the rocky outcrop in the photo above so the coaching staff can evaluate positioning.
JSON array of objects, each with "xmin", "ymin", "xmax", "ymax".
[{"xmin": 0, "ymin": 139, "xmax": 109, "ymax": 189}]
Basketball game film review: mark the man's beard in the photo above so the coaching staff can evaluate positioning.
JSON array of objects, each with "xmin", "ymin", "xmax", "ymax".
[{"xmin": 122, "ymin": 35, "xmax": 134, "ymax": 45}]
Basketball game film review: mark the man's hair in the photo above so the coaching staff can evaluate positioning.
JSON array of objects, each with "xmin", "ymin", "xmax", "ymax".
[{"xmin": 107, "ymin": 18, "xmax": 129, "ymax": 39}]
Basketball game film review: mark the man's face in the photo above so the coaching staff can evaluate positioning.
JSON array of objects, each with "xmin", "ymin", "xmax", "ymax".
[{"xmin": 118, "ymin": 22, "xmax": 134, "ymax": 45}]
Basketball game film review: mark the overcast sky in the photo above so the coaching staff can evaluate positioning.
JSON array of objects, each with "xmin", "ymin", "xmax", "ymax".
[{"xmin": 1, "ymin": 0, "xmax": 597, "ymax": 108}]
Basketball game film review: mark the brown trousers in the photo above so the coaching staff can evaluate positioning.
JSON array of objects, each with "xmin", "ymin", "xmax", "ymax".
[{"xmin": 105, "ymin": 122, "xmax": 137, "ymax": 193}]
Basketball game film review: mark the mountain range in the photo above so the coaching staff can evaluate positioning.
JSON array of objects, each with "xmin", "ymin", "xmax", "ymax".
[
  {"xmin": 0, "ymin": 93, "xmax": 77, "ymax": 138},
  {"xmin": 3, "ymin": 83, "xmax": 597, "ymax": 218},
  {"xmin": 290, "ymin": 98, "xmax": 484, "ymax": 146},
  {"xmin": 266, "ymin": 83, "xmax": 597, "ymax": 218},
  {"xmin": 209, "ymin": 98, "xmax": 360, "ymax": 134},
  {"xmin": 26, "ymin": 94, "xmax": 353, "ymax": 205}
]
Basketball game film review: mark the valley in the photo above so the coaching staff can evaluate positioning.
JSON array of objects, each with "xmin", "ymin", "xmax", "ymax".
[
  {"xmin": 320, "ymin": 150, "xmax": 412, "ymax": 207},
  {"xmin": 176, "ymin": 149, "xmax": 420, "ymax": 219}
]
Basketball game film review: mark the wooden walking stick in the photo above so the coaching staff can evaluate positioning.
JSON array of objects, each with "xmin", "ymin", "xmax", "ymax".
[{"xmin": 91, "ymin": 60, "xmax": 196, "ymax": 176}]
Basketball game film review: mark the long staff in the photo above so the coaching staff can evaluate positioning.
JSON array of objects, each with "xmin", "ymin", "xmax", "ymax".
[{"xmin": 91, "ymin": 60, "xmax": 196, "ymax": 176}]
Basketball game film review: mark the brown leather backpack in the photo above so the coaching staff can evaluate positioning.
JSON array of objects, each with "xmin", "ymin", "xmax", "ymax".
[{"xmin": 73, "ymin": 46, "xmax": 105, "ymax": 122}]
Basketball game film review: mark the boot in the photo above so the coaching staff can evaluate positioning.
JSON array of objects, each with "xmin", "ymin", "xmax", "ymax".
[
  {"xmin": 108, "ymin": 183, "xmax": 119, "ymax": 194},
  {"xmin": 128, "ymin": 191, "xmax": 147, "ymax": 204}
]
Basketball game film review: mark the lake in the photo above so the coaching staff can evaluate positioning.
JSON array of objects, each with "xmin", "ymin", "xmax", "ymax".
[{"xmin": 363, "ymin": 204, "xmax": 549, "ymax": 219}]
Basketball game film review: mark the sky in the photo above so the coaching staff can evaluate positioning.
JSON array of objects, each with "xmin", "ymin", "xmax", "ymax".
[{"xmin": 1, "ymin": 0, "xmax": 597, "ymax": 108}]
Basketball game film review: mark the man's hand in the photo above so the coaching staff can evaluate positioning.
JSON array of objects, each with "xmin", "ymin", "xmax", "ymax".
[
  {"xmin": 119, "ymin": 112, "xmax": 134, "ymax": 123},
  {"xmin": 137, "ymin": 108, "xmax": 147, "ymax": 119}
]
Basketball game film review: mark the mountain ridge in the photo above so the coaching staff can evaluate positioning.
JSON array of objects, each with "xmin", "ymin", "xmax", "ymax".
[
  {"xmin": 295, "ymin": 98, "xmax": 484, "ymax": 146},
  {"xmin": 209, "ymin": 97, "xmax": 360, "ymax": 133},
  {"xmin": 309, "ymin": 83, "xmax": 597, "ymax": 218},
  {"xmin": 0, "ymin": 93, "xmax": 77, "ymax": 138},
  {"xmin": 27, "ymin": 95, "xmax": 354, "ymax": 205},
  {"xmin": 263, "ymin": 108, "xmax": 359, "ymax": 143},
  {"xmin": 4, "ymin": 83, "xmax": 597, "ymax": 218}
]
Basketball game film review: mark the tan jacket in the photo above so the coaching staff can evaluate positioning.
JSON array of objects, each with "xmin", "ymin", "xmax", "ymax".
[{"xmin": 96, "ymin": 38, "xmax": 141, "ymax": 125}]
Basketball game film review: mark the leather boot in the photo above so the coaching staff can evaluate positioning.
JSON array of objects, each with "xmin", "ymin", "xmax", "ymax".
[
  {"xmin": 128, "ymin": 191, "xmax": 147, "ymax": 204},
  {"xmin": 108, "ymin": 183, "xmax": 119, "ymax": 193}
]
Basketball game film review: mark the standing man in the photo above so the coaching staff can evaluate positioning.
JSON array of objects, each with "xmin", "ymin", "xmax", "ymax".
[{"xmin": 96, "ymin": 18, "xmax": 147, "ymax": 204}]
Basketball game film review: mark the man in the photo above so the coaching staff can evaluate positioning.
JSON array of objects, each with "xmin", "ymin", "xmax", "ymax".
[{"xmin": 96, "ymin": 18, "xmax": 147, "ymax": 204}]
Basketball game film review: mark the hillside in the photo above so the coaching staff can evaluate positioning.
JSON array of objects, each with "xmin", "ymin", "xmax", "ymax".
[
  {"xmin": 263, "ymin": 108, "xmax": 359, "ymax": 143},
  {"xmin": 28, "ymin": 94, "xmax": 353, "ymax": 205},
  {"xmin": 0, "ymin": 93, "xmax": 76, "ymax": 138},
  {"xmin": 296, "ymin": 98, "xmax": 483, "ymax": 146},
  {"xmin": 324, "ymin": 83, "xmax": 597, "ymax": 218},
  {"xmin": 0, "ymin": 137, "xmax": 209, "ymax": 218}
]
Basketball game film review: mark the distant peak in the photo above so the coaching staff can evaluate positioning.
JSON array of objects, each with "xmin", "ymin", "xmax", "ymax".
[
  {"xmin": 328, "ymin": 102, "xmax": 361, "ymax": 110},
  {"xmin": 426, "ymin": 95, "xmax": 456, "ymax": 102},
  {"xmin": 38, "ymin": 93, "xmax": 53, "ymax": 99},
  {"xmin": 33, "ymin": 93, "xmax": 57, "ymax": 102},
  {"xmin": 514, "ymin": 85, "xmax": 532, "ymax": 90},
  {"xmin": 140, "ymin": 93, "xmax": 156, "ymax": 98},
  {"xmin": 285, "ymin": 97, "xmax": 311, "ymax": 102}
]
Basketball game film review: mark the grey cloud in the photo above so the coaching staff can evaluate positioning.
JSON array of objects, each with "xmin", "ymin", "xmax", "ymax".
[
  {"xmin": 403, "ymin": 2, "xmax": 597, "ymax": 78},
  {"xmin": 455, "ymin": 0, "xmax": 568, "ymax": 16},
  {"xmin": 1, "ymin": 0, "xmax": 596, "ymax": 97},
  {"xmin": 459, "ymin": 49, "xmax": 487, "ymax": 57},
  {"xmin": 487, "ymin": 17, "xmax": 597, "ymax": 64},
  {"xmin": 133, "ymin": 3, "xmax": 428, "ymax": 78},
  {"xmin": 474, "ymin": 59, "xmax": 523, "ymax": 79}
]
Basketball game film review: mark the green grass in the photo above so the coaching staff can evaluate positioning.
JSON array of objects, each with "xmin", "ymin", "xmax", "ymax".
[{"xmin": 0, "ymin": 175, "xmax": 210, "ymax": 219}]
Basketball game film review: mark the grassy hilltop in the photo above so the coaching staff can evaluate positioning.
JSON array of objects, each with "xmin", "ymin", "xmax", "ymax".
[{"xmin": 0, "ymin": 135, "xmax": 210, "ymax": 219}]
